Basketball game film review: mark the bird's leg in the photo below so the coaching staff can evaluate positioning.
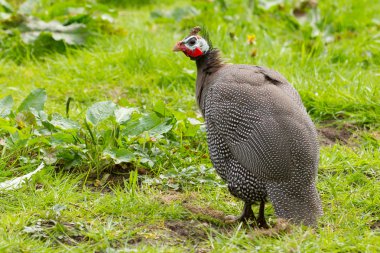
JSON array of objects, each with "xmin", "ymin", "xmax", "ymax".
[
  {"xmin": 256, "ymin": 199, "xmax": 269, "ymax": 229},
  {"xmin": 225, "ymin": 202, "xmax": 256, "ymax": 223},
  {"xmin": 239, "ymin": 202, "xmax": 256, "ymax": 222}
]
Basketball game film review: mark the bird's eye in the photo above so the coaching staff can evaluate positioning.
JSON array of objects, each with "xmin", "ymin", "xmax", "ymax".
[{"xmin": 188, "ymin": 38, "xmax": 197, "ymax": 46}]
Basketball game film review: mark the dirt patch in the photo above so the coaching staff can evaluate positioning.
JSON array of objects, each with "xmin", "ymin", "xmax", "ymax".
[
  {"xmin": 371, "ymin": 131, "xmax": 380, "ymax": 141},
  {"xmin": 158, "ymin": 191, "xmax": 227, "ymax": 224},
  {"xmin": 126, "ymin": 220, "xmax": 212, "ymax": 251},
  {"xmin": 165, "ymin": 220, "xmax": 208, "ymax": 239},
  {"xmin": 159, "ymin": 190, "xmax": 186, "ymax": 204},
  {"xmin": 181, "ymin": 197, "xmax": 293, "ymax": 236},
  {"xmin": 318, "ymin": 122, "xmax": 358, "ymax": 146},
  {"xmin": 248, "ymin": 218, "xmax": 293, "ymax": 237},
  {"xmin": 126, "ymin": 191, "xmax": 294, "ymax": 251},
  {"xmin": 60, "ymin": 234, "xmax": 87, "ymax": 246},
  {"xmin": 183, "ymin": 203, "xmax": 226, "ymax": 222},
  {"xmin": 85, "ymin": 164, "xmax": 150, "ymax": 193},
  {"xmin": 127, "ymin": 236, "xmax": 143, "ymax": 245},
  {"xmin": 370, "ymin": 220, "xmax": 380, "ymax": 230}
]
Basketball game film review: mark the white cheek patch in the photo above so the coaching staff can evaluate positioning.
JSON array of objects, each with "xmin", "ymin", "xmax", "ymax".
[
  {"xmin": 184, "ymin": 36, "xmax": 210, "ymax": 53},
  {"xmin": 198, "ymin": 38, "xmax": 210, "ymax": 53}
]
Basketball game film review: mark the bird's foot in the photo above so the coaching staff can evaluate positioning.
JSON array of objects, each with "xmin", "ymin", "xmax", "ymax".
[
  {"xmin": 224, "ymin": 214, "xmax": 238, "ymax": 224},
  {"xmin": 257, "ymin": 217, "xmax": 270, "ymax": 229},
  {"xmin": 257, "ymin": 199, "xmax": 270, "ymax": 229},
  {"xmin": 224, "ymin": 202, "xmax": 256, "ymax": 224},
  {"xmin": 224, "ymin": 214, "xmax": 270, "ymax": 229},
  {"xmin": 224, "ymin": 214, "xmax": 250, "ymax": 224}
]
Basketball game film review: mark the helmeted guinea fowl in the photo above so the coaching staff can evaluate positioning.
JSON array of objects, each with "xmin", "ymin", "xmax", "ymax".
[{"xmin": 173, "ymin": 27, "xmax": 323, "ymax": 227}]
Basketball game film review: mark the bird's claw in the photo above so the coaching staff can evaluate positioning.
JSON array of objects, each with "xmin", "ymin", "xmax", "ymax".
[{"xmin": 224, "ymin": 215, "xmax": 241, "ymax": 224}]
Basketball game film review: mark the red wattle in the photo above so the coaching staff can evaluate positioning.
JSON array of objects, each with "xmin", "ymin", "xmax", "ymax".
[{"xmin": 184, "ymin": 47, "xmax": 203, "ymax": 58}]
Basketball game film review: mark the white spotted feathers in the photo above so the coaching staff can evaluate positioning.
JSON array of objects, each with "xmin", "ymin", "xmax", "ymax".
[{"xmin": 175, "ymin": 27, "xmax": 323, "ymax": 226}]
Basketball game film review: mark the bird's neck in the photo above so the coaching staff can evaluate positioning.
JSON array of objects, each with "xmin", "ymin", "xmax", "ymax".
[
  {"xmin": 195, "ymin": 49, "xmax": 224, "ymax": 74},
  {"xmin": 195, "ymin": 49, "xmax": 224, "ymax": 115}
]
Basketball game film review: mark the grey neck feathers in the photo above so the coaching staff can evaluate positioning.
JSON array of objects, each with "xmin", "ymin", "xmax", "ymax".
[{"xmin": 195, "ymin": 49, "xmax": 224, "ymax": 114}]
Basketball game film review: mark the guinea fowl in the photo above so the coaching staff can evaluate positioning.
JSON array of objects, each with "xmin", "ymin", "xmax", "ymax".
[{"xmin": 173, "ymin": 27, "xmax": 323, "ymax": 227}]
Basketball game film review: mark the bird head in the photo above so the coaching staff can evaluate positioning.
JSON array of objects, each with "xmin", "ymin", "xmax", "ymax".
[{"xmin": 173, "ymin": 26, "xmax": 210, "ymax": 59}]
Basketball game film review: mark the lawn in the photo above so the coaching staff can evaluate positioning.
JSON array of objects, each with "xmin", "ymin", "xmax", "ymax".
[{"xmin": 0, "ymin": 0, "xmax": 379, "ymax": 252}]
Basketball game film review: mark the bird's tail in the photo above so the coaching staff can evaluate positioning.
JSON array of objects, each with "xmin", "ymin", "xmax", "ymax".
[{"xmin": 266, "ymin": 181, "xmax": 323, "ymax": 226}]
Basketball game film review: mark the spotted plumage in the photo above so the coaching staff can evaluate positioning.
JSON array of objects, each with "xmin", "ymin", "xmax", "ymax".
[{"xmin": 173, "ymin": 27, "xmax": 323, "ymax": 226}]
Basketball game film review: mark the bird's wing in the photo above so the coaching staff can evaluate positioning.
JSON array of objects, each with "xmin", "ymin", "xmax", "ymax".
[
  {"xmin": 255, "ymin": 66, "xmax": 305, "ymax": 109},
  {"xmin": 206, "ymin": 67, "xmax": 315, "ymax": 181}
]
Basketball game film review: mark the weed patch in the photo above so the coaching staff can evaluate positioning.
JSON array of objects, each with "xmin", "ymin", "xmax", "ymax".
[
  {"xmin": 0, "ymin": 89, "xmax": 205, "ymax": 180},
  {"xmin": 0, "ymin": 0, "xmax": 119, "ymax": 62},
  {"xmin": 23, "ymin": 219, "xmax": 88, "ymax": 245}
]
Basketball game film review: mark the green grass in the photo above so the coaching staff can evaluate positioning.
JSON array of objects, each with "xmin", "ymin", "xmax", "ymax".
[{"xmin": 0, "ymin": 0, "xmax": 380, "ymax": 252}]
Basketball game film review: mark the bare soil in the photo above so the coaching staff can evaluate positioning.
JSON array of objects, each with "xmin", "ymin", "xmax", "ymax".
[
  {"xmin": 126, "ymin": 219, "xmax": 212, "ymax": 251},
  {"xmin": 158, "ymin": 191, "xmax": 226, "ymax": 223},
  {"xmin": 165, "ymin": 220, "xmax": 208, "ymax": 239},
  {"xmin": 318, "ymin": 122, "xmax": 358, "ymax": 146},
  {"xmin": 84, "ymin": 164, "xmax": 149, "ymax": 192},
  {"xmin": 183, "ymin": 203, "xmax": 227, "ymax": 222},
  {"xmin": 248, "ymin": 218, "xmax": 293, "ymax": 237},
  {"xmin": 370, "ymin": 220, "xmax": 380, "ymax": 230}
]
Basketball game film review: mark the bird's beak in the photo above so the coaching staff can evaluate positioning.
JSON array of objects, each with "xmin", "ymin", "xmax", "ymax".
[{"xmin": 173, "ymin": 41, "xmax": 184, "ymax": 52}]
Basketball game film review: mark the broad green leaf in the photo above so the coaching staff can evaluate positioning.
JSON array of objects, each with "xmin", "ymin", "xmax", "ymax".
[
  {"xmin": 187, "ymin": 118, "xmax": 203, "ymax": 125},
  {"xmin": 20, "ymin": 31, "xmax": 41, "ymax": 44},
  {"xmin": 86, "ymin": 101, "xmax": 117, "ymax": 126},
  {"xmin": 149, "ymin": 121, "xmax": 173, "ymax": 136},
  {"xmin": 0, "ymin": 12, "xmax": 11, "ymax": 21},
  {"xmin": 50, "ymin": 113, "xmax": 80, "ymax": 130},
  {"xmin": 17, "ymin": 88, "xmax": 46, "ymax": 113},
  {"xmin": 18, "ymin": 0, "xmax": 38, "ymax": 15},
  {"xmin": 0, "ymin": 0, "xmax": 13, "ymax": 13},
  {"xmin": 140, "ymin": 158, "xmax": 154, "ymax": 168},
  {"xmin": 30, "ymin": 108, "xmax": 47, "ymax": 120},
  {"xmin": 103, "ymin": 148, "xmax": 135, "ymax": 164},
  {"xmin": 0, "ymin": 125, "xmax": 18, "ymax": 134},
  {"xmin": 50, "ymin": 132, "xmax": 76, "ymax": 146},
  {"xmin": 41, "ymin": 120, "xmax": 55, "ymax": 132},
  {"xmin": 123, "ymin": 112, "xmax": 174, "ymax": 137},
  {"xmin": 100, "ymin": 14, "xmax": 114, "ymax": 23},
  {"xmin": 15, "ymin": 111, "xmax": 37, "ymax": 127},
  {"xmin": 153, "ymin": 101, "xmax": 172, "ymax": 117},
  {"xmin": 123, "ymin": 112, "xmax": 161, "ymax": 136},
  {"xmin": 137, "ymin": 113, "xmax": 162, "ymax": 132},
  {"xmin": 176, "ymin": 120, "xmax": 200, "ymax": 137},
  {"xmin": 259, "ymin": 0, "xmax": 285, "ymax": 10},
  {"xmin": 27, "ymin": 136, "xmax": 50, "ymax": 146},
  {"xmin": 0, "ymin": 95, "xmax": 13, "ymax": 118},
  {"xmin": 7, "ymin": 135, "xmax": 28, "ymax": 149},
  {"xmin": 56, "ymin": 144, "xmax": 86, "ymax": 169},
  {"xmin": 114, "ymin": 107, "xmax": 137, "ymax": 124},
  {"xmin": 171, "ymin": 6, "xmax": 200, "ymax": 21},
  {"xmin": 29, "ymin": 109, "xmax": 55, "ymax": 131},
  {"xmin": 150, "ymin": 6, "xmax": 199, "ymax": 22},
  {"xmin": 51, "ymin": 30, "xmax": 86, "ymax": 45},
  {"xmin": 21, "ymin": 18, "xmax": 87, "ymax": 45}
]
